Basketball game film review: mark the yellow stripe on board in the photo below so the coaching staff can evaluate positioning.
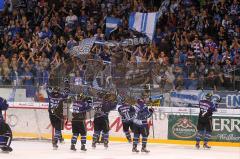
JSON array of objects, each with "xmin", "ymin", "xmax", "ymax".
[{"xmin": 13, "ymin": 132, "xmax": 240, "ymax": 147}]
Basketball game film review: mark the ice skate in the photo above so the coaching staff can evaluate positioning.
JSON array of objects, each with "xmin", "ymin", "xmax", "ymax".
[
  {"xmin": 92, "ymin": 141, "xmax": 97, "ymax": 148},
  {"xmin": 81, "ymin": 145, "xmax": 87, "ymax": 151},
  {"xmin": 141, "ymin": 145, "xmax": 150, "ymax": 153},
  {"xmin": 203, "ymin": 143, "xmax": 211, "ymax": 149},
  {"xmin": 195, "ymin": 143, "xmax": 200, "ymax": 149},
  {"xmin": 52, "ymin": 140, "xmax": 58, "ymax": 150},
  {"xmin": 59, "ymin": 137, "xmax": 65, "ymax": 144},
  {"xmin": 70, "ymin": 144, "xmax": 76, "ymax": 151},
  {"xmin": 52, "ymin": 143, "xmax": 58, "ymax": 150},
  {"xmin": 132, "ymin": 145, "xmax": 139, "ymax": 153},
  {"xmin": 1, "ymin": 146, "xmax": 13, "ymax": 153},
  {"xmin": 104, "ymin": 140, "xmax": 108, "ymax": 148}
]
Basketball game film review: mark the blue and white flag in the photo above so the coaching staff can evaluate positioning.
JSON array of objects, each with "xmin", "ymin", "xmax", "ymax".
[
  {"xmin": 0, "ymin": 0, "xmax": 4, "ymax": 11},
  {"xmin": 129, "ymin": 12, "xmax": 160, "ymax": 40},
  {"xmin": 71, "ymin": 37, "xmax": 96, "ymax": 58},
  {"xmin": 105, "ymin": 17, "xmax": 122, "ymax": 37}
]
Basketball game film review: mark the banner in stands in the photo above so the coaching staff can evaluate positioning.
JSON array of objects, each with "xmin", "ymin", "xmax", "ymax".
[
  {"xmin": 166, "ymin": 90, "xmax": 240, "ymax": 108},
  {"xmin": 168, "ymin": 115, "xmax": 240, "ymax": 142},
  {"xmin": 71, "ymin": 37, "xmax": 96, "ymax": 57},
  {"xmin": 95, "ymin": 37, "xmax": 150, "ymax": 47},
  {"xmin": 168, "ymin": 90, "xmax": 204, "ymax": 107}
]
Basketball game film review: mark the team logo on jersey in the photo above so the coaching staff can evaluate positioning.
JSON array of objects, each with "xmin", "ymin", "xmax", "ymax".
[{"xmin": 172, "ymin": 117, "xmax": 197, "ymax": 139}]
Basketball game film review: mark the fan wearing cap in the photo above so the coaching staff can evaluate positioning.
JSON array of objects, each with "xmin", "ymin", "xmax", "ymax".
[{"xmin": 195, "ymin": 93, "xmax": 218, "ymax": 149}]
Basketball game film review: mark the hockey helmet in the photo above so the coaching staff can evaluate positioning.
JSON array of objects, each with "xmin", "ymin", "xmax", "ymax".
[
  {"xmin": 205, "ymin": 93, "xmax": 212, "ymax": 100},
  {"xmin": 137, "ymin": 99, "xmax": 145, "ymax": 107},
  {"xmin": 76, "ymin": 93, "xmax": 84, "ymax": 101},
  {"xmin": 53, "ymin": 87, "xmax": 60, "ymax": 94}
]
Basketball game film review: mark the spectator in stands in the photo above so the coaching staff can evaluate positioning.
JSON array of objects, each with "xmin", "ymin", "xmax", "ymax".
[
  {"xmin": 67, "ymin": 35, "xmax": 77, "ymax": 49},
  {"xmin": 36, "ymin": 65, "xmax": 49, "ymax": 87},
  {"xmin": 204, "ymin": 70, "xmax": 218, "ymax": 91},
  {"xmin": 22, "ymin": 66, "xmax": 35, "ymax": 98},
  {"xmin": 74, "ymin": 70, "xmax": 83, "ymax": 86},
  {"xmin": 191, "ymin": 35, "xmax": 203, "ymax": 56},
  {"xmin": 65, "ymin": 9, "xmax": 78, "ymax": 31},
  {"xmin": 185, "ymin": 72, "xmax": 199, "ymax": 90},
  {"xmin": 0, "ymin": 0, "xmax": 239, "ymax": 102},
  {"xmin": 1, "ymin": 60, "xmax": 11, "ymax": 85},
  {"xmin": 99, "ymin": 46, "xmax": 111, "ymax": 62},
  {"xmin": 174, "ymin": 75, "xmax": 184, "ymax": 90},
  {"xmin": 233, "ymin": 52, "xmax": 240, "ymax": 66},
  {"xmin": 223, "ymin": 57, "xmax": 234, "ymax": 89},
  {"xmin": 9, "ymin": 65, "xmax": 21, "ymax": 86}
]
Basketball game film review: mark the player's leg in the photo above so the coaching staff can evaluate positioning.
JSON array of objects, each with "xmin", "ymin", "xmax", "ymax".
[
  {"xmin": 141, "ymin": 126, "xmax": 150, "ymax": 153},
  {"xmin": 50, "ymin": 114, "xmax": 62, "ymax": 149},
  {"xmin": 92, "ymin": 118, "xmax": 101, "ymax": 148},
  {"xmin": 70, "ymin": 133, "xmax": 79, "ymax": 151},
  {"xmin": 59, "ymin": 119, "xmax": 64, "ymax": 143},
  {"xmin": 0, "ymin": 122, "xmax": 13, "ymax": 152},
  {"xmin": 196, "ymin": 119, "xmax": 204, "ymax": 149},
  {"xmin": 79, "ymin": 121, "xmax": 87, "ymax": 151},
  {"xmin": 70, "ymin": 119, "xmax": 80, "ymax": 151},
  {"xmin": 123, "ymin": 122, "xmax": 132, "ymax": 143},
  {"xmin": 132, "ymin": 124, "xmax": 140, "ymax": 152},
  {"xmin": 203, "ymin": 119, "xmax": 213, "ymax": 149},
  {"xmin": 102, "ymin": 117, "xmax": 110, "ymax": 148}
]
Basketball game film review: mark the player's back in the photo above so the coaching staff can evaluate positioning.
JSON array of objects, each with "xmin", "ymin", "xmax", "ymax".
[
  {"xmin": 118, "ymin": 103, "xmax": 135, "ymax": 122},
  {"xmin": 133, "ymin": 104, "xmax": 152, "ymax": 127},
  {"xmin": 72, "ymin": 100, "xmax": 92, "ymax": 120},
  {"xmin": 199, "ymin": 99, "xmax": 215, "ymax": 120}
]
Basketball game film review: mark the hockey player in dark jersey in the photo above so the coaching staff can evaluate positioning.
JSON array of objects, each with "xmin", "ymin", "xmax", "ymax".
[
  {"xmin": 195, "ymin": 93, "xmax": 218, "ymax": 149},
  {"xmin": 92, "ymin": 92, "xmax": 117, "ymax": 149},
  {"xmin": 70, "ymin": 94, "xmax": 93, "ymax": 151},
  {"xmin": 0, "ymin": 97, "xmax": 13, "ymax": 153},
  {"xmin": 117, "ymin": 97, "xmax": 135, "ymax": 143},
  {"xmin": 132, "ymin": 99, "xmax": 154, "ymax": 153},
  {"xmin": 47, "ymin": 79, "xmax": 69, "ymax": 149}
]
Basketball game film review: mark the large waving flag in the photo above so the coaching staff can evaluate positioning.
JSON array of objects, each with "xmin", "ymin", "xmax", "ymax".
[
  {"xmin": 0, "ymin": 0, "xmax": 4, "ymax": 11},
  {"xmin": 71, "ymin": 37, "xmax": 96, "ymax": 58},
  {"xmin": 105, "ymin": 17, "xmax": 122, "ymax": 37},
  {"xmin": 129, "ymin": 12, "xmax": 160, "ymax": 40}
]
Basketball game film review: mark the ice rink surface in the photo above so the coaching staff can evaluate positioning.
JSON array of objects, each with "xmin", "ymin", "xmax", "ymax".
[{"xmin": 1, "ymin": 141, "xmax": 239, "ymax": 159}]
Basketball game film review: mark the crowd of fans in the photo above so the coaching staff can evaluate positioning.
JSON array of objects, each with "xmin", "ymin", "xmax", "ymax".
[{"xmin": 0, "ymin": 0, "xmax": 239, "ymax": 98}]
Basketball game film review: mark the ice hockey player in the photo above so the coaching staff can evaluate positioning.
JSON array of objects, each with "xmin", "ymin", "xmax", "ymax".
[
  {"xmin": 0, "ymin": 97, "xmax": 13, "ymax": 153},
  {"xmin": 70, "ymin": 94, "xmax": 93, "ymax": 151},
  {"xmin": 117, "ymin": 97, "xmax": 135, "ymax": 143},
  {"xmin": 132, "ymin": 99, "xmax": 154, "ymax": 153},
  {"xmin": 92, "ymin": 92, "xmax": 117, "ymax": 149},
  {"xmin": 47, "ymin": 79, "xmax": 70, "ymax": 149},
  {"xmin": 195, "ymin": 93, "xmax": 218, "ymax": 149}
]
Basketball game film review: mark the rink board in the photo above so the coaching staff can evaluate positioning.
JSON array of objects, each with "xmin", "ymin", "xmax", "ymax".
[{"xmin": 4, "ymin": 103, "xmax": 240, "ymax": 147}]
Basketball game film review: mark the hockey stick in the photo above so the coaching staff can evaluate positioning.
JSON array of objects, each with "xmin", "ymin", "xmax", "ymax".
[{"xmin": 147, "ymin": 84, "xmax": 155, "ymax": 139}]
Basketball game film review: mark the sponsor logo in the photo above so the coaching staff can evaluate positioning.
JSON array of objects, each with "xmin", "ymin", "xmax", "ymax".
[
  {"xmin": 226, "ymin": 95, "xmax": 240, "ymax": 108},
  {"xmin": 212, "ymin": 118, "xmax": 240, "ymax": 133},
  {"xmin": 172, "ymin": 117, "xmax": 197, "ymax": 139},
  {"xmin": 212, "ymin": 118, "xmax": 240, "ymax": 142},
  {"xmin": 170, "ymin": 92, "xmax": 199, "ymax": 101}
]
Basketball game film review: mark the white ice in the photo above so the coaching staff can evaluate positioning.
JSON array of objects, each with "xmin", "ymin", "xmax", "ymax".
[{"xmin": 1, "ymin": 141, "xmax": 239, "ymax": 159}]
